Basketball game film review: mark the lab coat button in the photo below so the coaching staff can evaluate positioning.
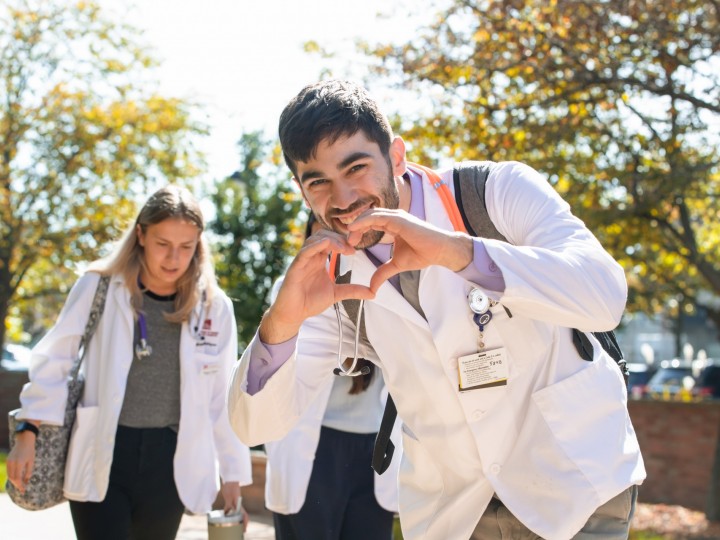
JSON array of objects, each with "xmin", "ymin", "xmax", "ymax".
[
  {"xmin": 471, "ymin": 409, "xmax": 484, "ymax": 420},
  {"xmin": 489, "ymin": 463, "xmax": 501, "ymax": 475}
]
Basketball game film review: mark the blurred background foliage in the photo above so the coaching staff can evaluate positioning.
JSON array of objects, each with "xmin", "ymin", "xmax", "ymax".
[
  {"xmin": 1, "ymin": 0, "xmax": 719, "ymax": 352},
  {"xmin": 210, "ymin": 131, "xmax": 304, "ymax": 350},
  {"xmin": 0, "ymin": 0, "xmax": 206, "ymax": 346},
  {"xmin": 355, "ymin": 0, "xmax": 720, "ymax": 338}
]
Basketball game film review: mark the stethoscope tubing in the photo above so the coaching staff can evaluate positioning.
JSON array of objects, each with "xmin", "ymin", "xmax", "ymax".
[
  {"xmin": 333, "ymin": 298, "xmax": 365, "ymax": 377},
  {"xmin": 329, "ymin": 163, "xmax": 461, "ymax": 377},
  {"xmin": 135, "ymin": 289, "xmax": 208, "ymax": 359}
]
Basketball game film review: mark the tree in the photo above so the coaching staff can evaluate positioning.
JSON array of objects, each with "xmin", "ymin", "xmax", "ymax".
[
  {"xmin": 362, "ymin": 0, "xmax": 720, "ymax": 337},
  {"xmin": 0, "ymin": 0, "xmax": 205, "ymax": 347},
  {"xmin": 210, "ymin": 131, "xmax": 304, "ymax": 350}
]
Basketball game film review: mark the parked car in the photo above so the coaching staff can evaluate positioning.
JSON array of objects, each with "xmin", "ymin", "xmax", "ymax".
[
  {"xmin": 646, "ymin": 358, "xmax": 720, "ymax": 400},
  {"xmin": 693, "ymin": 361, "xmax": 720, "ymax": 399},
  {"xmin": 626, "ymin": 362, "xmax": 657, "ymax": 398}
]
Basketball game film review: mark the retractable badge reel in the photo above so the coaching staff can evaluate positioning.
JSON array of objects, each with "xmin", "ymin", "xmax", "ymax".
[
  {"xmin": 468, "ymin": 288, "xmax": 494, "ymax": 350},
  {"xmin": 459, "ymin": 288, "xmax": 508, "ymax": 392}
]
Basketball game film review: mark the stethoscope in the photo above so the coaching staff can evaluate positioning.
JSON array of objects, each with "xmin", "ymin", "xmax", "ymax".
[
  {"xmin": 328, "ymin": 252, "xmax": 371, "ymax": 377},
  {"xmin": 332, "ymin": 299, "xmax": 370, "ymax": 377},
  {"xmin": 134, "ymin": 287, "xmax": 208, "ymax": 360},
  {"xmin": 327, "ymin": 162, "xmax": 496, "ymax": 376}
]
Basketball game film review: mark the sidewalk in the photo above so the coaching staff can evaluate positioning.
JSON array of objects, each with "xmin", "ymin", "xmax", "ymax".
[{"xmin": 0, "ymin": 493, "xmax": 275, "ymax": 539}]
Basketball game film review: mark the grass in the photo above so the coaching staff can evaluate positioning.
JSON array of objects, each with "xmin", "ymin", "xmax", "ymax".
[
  {"xmin": 0, "ymin": 451, "xmax": 6, "ymax": 493},
  {"xmin": 393, "ymin": 516, "xmax": 403, "ymax": 538}
]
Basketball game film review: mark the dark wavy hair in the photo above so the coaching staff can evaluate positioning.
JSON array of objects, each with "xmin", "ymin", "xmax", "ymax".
[{"xmin": 279, "ymin": 80, "xmax": 394, "ymax": 177}]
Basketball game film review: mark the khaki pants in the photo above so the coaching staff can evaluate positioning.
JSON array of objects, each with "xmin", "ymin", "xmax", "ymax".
[{"xmin": 470, "ymin": 485, "xmax": 638, "ymax": 540}]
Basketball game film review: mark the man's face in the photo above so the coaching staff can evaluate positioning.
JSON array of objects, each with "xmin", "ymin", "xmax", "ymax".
[{"xmin": 294, "ymin": 132, "xmax": 403, "ymax": 249}]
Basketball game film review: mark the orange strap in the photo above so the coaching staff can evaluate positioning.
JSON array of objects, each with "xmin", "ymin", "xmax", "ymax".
[
  {"xmin": 407, "ymin": 163, "xmax": 468, "ymax": 234},
  {"xmin": 328, "ymin": 251, "xmax": 339, "ymax": 280},
  {"xmin": 327, "ymin": 163, "xmax": 466, "ymax": 278}
]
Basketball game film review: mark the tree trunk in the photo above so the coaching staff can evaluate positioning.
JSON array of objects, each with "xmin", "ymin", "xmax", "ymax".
[{"xmin": 0, "ymin": 268, "xmax": 11, "ymax": 352}]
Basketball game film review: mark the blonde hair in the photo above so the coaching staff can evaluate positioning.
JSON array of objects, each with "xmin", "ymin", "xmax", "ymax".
[{"xmin": 89, "ymin": 185, "xmax": 216, "ymax": 323}]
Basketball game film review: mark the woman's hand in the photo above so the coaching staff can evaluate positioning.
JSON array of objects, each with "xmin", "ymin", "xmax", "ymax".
[
  {"xmin": 220, "ymin": 481, "xmax": 249, "ymax": 531},
  {"xmin": 6, "ymin": 428, "xmax": 39, "ymax": 493}
]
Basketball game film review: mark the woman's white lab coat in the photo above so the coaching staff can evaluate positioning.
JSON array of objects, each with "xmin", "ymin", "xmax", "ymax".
[
  {"xmin": 263, "ymin": 374, "xmax": 400, "ymax": 514},
  {"xmin": 18, "ymin": 272, "xmax": 252, "ymax": 514},
  {"xmin": 229, "ymin": 161, "xmax": 645, "ymax": 539}
]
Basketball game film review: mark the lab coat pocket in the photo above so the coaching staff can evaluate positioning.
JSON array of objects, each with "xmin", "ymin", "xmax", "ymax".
[
  {"xmin": 531, "ymin": 357, "xmax": 630, "ymax": 492},
  {"xmin": 398, "ymin": 425, "xmax": 444, "ymax": 538},
  {"xmin": 196, "ymin": 353, "xmax": 222, "ymax": 375},
  {"xmin": 195, "ymin": 353, "xmax": 223, "ymax": 399},
  {"xmin": 64, "ymin": 405, "xmax": 99, "ymax": 497}
]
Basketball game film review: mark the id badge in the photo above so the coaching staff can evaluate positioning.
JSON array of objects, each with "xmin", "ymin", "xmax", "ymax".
[
  {"xmin": 201, "ymin": 363, "xmax": 220, "ymax": 375},
  {"xmin": 457, "ymin": 347, "xmax": 508, "ymax": 392}
]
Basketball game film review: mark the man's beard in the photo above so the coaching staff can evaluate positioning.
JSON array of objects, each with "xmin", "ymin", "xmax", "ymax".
[{"xmin": 318, "ymin": 170, "xmax": 400, "ymax": 250}]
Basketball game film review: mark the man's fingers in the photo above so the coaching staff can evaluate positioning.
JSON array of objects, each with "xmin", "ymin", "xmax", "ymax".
[
  {"xmin": 333, "ymin": 284, "xmax": 376, "ymax": 303},
  {"xmin": 369, "ymin": 262, "xmax": 401, "ymax": 294},
  {"xmin": 345, "ymin": 208, "xmax": 408, "ymax": 245},
  {"xmin": 302, "ymin": 233, "xmax": 355, "ymax": 258}
]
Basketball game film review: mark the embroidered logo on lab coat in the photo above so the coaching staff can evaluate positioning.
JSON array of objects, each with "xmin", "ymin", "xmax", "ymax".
[{"xmin": 201, "ymin": 318, "xmax": 218, "ymax": 337}]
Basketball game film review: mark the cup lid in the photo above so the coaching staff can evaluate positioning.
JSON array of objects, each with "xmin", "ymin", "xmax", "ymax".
[{"xmin": 207, "ymin": 509, "xmax": 243, "ymax": 525}]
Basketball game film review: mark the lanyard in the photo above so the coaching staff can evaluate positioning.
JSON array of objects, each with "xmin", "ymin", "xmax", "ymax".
[{"xmin": 407, "ymin": 162, "xmax": 468, "ymax": 234}]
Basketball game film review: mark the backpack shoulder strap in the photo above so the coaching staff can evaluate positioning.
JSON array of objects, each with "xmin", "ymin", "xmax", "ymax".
[
  {"xmin": 452, "ymin": 161, "xmax": 627, "ymax": 382},
  {"xmin": 69, "ymin": 274, "xmax": 111, "ymax": 380},
  {"xmin": 453, "ymin": 161, "xmax": 507, "ymax": 242}
]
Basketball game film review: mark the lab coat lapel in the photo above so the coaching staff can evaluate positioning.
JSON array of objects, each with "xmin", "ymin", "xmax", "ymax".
[
  {"xmin": 108, "ymin": 278, "xmax": 137, "ymax": 387},
  {"xmin": 113, "ymin": 277, "xmax": 134, "ymax": 339},
  {"xmin": 413, "ymin": 166, "xmax": 479, "ymax": 359},
  {"xmin": 340, "ymin": 251, "xmax": 428, "ymax": 330}
]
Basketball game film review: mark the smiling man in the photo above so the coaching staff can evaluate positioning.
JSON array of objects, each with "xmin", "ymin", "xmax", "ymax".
[{"xmin": 228, "ymin": 80, "xmax": 645, "ymax": 540}]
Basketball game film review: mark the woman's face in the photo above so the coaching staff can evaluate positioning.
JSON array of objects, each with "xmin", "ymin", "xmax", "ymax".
[{"xmin": 136, "ymin": 218, "xmax": 200, "ymax": 295}]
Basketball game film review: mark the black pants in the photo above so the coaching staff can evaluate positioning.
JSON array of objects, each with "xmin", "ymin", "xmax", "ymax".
[
  {"xmin": 69, "ymin": 425, "xmax": 185, "ymax": 540},
  {"xmin": 273, "ymin": 426, "xmax": 395, "ymax": 540}
]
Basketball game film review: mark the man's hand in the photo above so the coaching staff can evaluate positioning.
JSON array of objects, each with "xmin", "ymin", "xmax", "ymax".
[
  {"xmin": 346, "ymin": 209, "xmax": 474, "ymax": 292},
  {"xmin": 259, "ymin": 229, "xmax": 375, "ymax": 344}
]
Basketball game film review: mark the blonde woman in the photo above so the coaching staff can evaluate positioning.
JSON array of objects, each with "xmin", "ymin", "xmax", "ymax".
[{"xmin": 7, "ymin": 185, "xmax": 252, "ymax": 540}]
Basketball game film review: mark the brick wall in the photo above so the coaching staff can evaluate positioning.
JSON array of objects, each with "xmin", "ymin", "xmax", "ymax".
[
  {"xmin": 628, "ymin": 400, "xmax": 720, "ymax": 518},
  {"xmin": 244, "ymin": 452, "xmax": 269, "ymax": 516},
  {"xmin": 0, "ymin": 370, "xmax": 28, "ymax": 450}
]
